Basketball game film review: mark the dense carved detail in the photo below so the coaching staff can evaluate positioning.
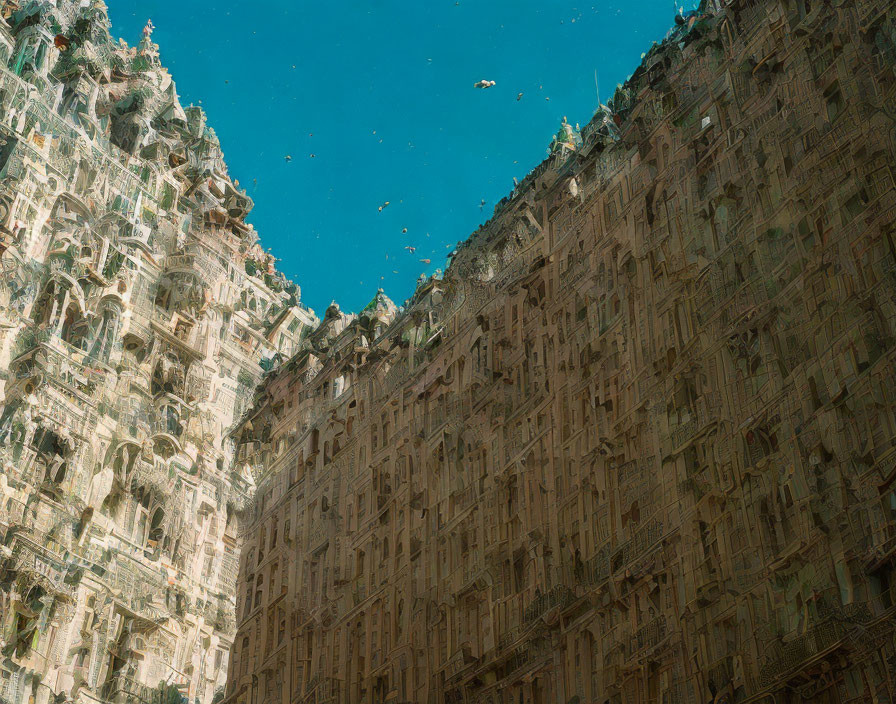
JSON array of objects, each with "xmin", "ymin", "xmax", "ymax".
[
  {"xmin": 0, "ymin": 2, "xmax": 317, "ymax": 703},
  {"xmin": 226, "ymin": 0, "xmax": 896, "ymax": 703}
]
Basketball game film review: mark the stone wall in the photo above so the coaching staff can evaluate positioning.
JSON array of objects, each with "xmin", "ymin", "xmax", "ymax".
[
  {"xmin": 0, "ymin": 2, "xmax": 317, "ymax": 703},
  {"xmin": 227, "ymin": 0, "xmax": 896, "ymax": 702}
]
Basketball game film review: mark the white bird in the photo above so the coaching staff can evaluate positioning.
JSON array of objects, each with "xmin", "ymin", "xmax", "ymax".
[
  {"xmin": 378, "ymin": 201, "xmax": 390, "ymax": 212},
  {"xmin": 405, "ymin": 246, "xmax": 416, "ymax": 253},
  {"xmin": 474, "ymin": 79, "xmax": 496, "ymax": 89}
]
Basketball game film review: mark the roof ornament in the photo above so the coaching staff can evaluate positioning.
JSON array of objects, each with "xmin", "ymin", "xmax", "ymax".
[{"xmin": 549, "ymin": 116, "xmax": 581, "ymax": 155}]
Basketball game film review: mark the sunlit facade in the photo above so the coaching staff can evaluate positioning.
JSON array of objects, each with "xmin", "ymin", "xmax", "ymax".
[{"xmin": 0, "ymin": 2, "xmax": 315, "ymax": 702}]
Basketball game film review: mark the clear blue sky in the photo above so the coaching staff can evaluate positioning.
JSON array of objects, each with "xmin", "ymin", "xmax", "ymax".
[{"xmin": 108, "ymin": 0, "xmax": 680, "ymax": 315}]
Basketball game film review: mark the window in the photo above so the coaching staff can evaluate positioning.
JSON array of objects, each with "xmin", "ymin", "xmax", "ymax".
[{"xmin": 255, "ymin": 573, "xmax": 264, "ymax": 609}]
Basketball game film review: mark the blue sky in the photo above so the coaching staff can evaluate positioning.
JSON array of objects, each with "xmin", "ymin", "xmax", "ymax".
[{"xmin": 108, "ymin": 1, "xmax": 680, "ymax": 315}]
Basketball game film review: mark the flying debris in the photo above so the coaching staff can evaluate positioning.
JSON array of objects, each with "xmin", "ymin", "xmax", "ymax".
[
  {"xmin": 284, "ymin": 155, "xmax": 292, "ymax": 162},
  {"xmin": 378, "ymin": 201, "xmax": 390, "ymax": 212},
  {"xmin": 309, "ymin": 154, "xmax": 316, "ymax": 158},
  {"xmin": 517, "ymin": 92, "xmax": 523, "ymax": 101},
  {"xmin": 402, "ymin": 227, "xmax": 408, "ymax": 234},
  {"xmin": 405, "ymin": 246, "xmax": 416, "ymax": 253},
  {"xmin": 474, "ymin": 80, "xmax": 496, "ymax": 89},
  {"xmin": 479, "ymin": 198, "xmax": 486, "ymax": 211},
  {"xmin": 420, "ymin": 258, "xmax": 431, "ymax": 264}
]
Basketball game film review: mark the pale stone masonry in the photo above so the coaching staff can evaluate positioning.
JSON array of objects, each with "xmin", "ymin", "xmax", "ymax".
[
  {"xmin": 2, "ymin": 0, "xmax": 896, "ymax": 703},
  {"xmin": 226, "ymin": 0, "xmax": 896, "ymax": 703},
  {"xmin": 0, "ymin": 2, "xmax": 317, "ymax": 703}
]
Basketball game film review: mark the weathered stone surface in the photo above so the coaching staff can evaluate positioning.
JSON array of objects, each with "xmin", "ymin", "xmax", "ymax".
[
  {"xmin": 226, "ymin": 0, "xmax": 896, "ymax": 702},
  {"xmin": 0, "ymin": 2, "xmax": 316, "ymax": 703},
  {"xmin": 2, "ymin": 0, "xmax": 896, "ymax": 702}
]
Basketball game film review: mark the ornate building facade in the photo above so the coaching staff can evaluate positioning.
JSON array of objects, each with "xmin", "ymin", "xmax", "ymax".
[
  {"xmin": 226, "ymin": 0, "xmax": 896, "ymax": 703},
  {"xmin": 0, "ymin": 2, "xmax": 317, "ymax": 703}
]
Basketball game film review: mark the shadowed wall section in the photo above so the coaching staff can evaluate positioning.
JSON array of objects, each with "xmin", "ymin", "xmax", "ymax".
[{"xmin": 227, "ymin": 0, "xmax": 896, "ymax": 702}]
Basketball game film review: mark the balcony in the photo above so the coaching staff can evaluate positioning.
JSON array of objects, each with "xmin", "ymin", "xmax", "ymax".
[
  {"xmin": 501, "ymin": 638, "xmax": 551, "ymax": 684},
  {"xmin": 164, "ymin": 252, "xmax": 224, "ymax": 285},
  {"xmin": 101, "ymin": 675, "xmax": 165, "ymax": 704},
  {"xmin": 611, "ymin": 519, "xmax": 664, "ymax": 575},
  {"xmin": 758, "ymin": 603, "xmax": 874, "ymax": 687},
  {"xmin": 523, "ymin": 584, "xmax": 575, "ymax": 624},
  {"xmin": 577, "ymin": 544, "xmax": 611, "ymax": 586},
  {"xmin": 132, "ymin": 460, "xmax": 173, "ymax": 498},
  {"xmin": 496, "ymin": 624, "xmax": 525, "ymax": 653},
  {"xmin": 667, "ymin": 417, "xmax": 698, "ymax": 452},
  {"xmin": 628, "ymin": 615, "xmax": 667, "ymax": 659}
]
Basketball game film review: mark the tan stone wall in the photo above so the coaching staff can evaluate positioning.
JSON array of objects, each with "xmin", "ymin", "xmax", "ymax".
[{"xmin": 228, "ymin": 0, "xmax": 896, "ymax": 702}]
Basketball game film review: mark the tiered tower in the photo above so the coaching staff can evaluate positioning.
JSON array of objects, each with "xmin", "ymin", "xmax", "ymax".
[{"xmin": 0, "ymin": 2, "xmax": 317, "ymax": 703}]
